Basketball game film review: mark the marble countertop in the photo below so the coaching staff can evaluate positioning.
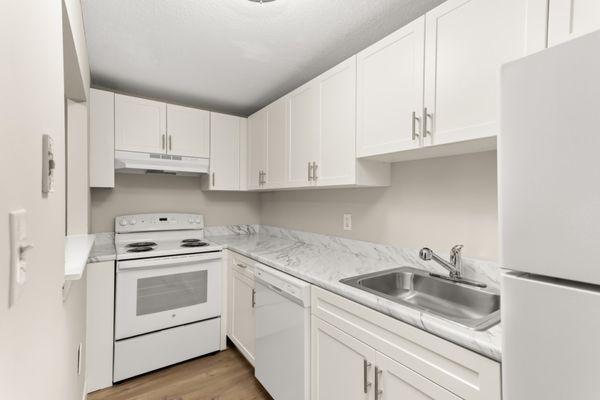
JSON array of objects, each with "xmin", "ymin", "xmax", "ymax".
[
  {"xmin": 88, "ymin": 232, "xmax": 116, "ymax": 263},
  {"xmin": 210, "ymin": 232, "xmax": 502, "ymax": 361}
]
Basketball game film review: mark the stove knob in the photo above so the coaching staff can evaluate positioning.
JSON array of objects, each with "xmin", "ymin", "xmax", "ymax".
[
  {"xmin": 119, "ymin": 219, "xmax": 128, "ymax": 226},
  {"xmin": 188, "ymin": 218, "xmax": 194, "ymax": 224},
  {"xmin": 195, "ymin": 218, "xmax": 201, "ymax": 224},
  {"xmin": 129, "ymin": 219, "xmax": 136, "ymax": 225}
]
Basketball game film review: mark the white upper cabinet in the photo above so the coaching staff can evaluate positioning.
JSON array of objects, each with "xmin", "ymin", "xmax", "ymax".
[
  {"xmin": 548, "ymin": 0, "xmax": 600, "ymax": 46},
  {"xmin": 423, "ymin": 0, "xmax": 530, "ymax": 146},
  {"xmin": 288, "ymin": 82, "xmax": 320, "ymax": 187},
  {"xmin": 357, "ymin": 16, "xmax": 425, "ymax": 158},
  {"xmin": 89, "ymin": 88, "xmax": 115, "ymax": 188},
  {"xmin": 166, "ymin": 104, "xmax": 209, "ymax": 158},
  {"xmin": 247, "ymin": 109, "xmax": 268, "ymax": 190},
  {"xmin": 115, "ymin": 94, "xmax": 166, "ymax": 154},
  {"xmin": 208, "ymin": 112, "xmax": 241, "ymax": 191},
  {"xmin": 265, "ymin": 98, "xmax": 288, "ymax": 189},
  {"xmin": 317, "ymin": 57, "xmax": 359, "ymax": 186}
]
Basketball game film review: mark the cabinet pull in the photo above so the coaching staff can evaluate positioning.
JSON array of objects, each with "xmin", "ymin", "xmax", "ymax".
[
  {"xmin": 374, "ymin": 366, "xmax": 383, "ymax": 400},
  {"xmin": 162, "ymin": 134, "xmax": 166, "ymax": 149},
  {"xmin": 423, "ymin": 107, "xmax": 433, "ymax": 138},
  {"xmin": 363, "ymin": 360, "xmax": 372, "ymax": 394},
  {"xmin": 312, "ymin": 162, "xmax": 318, "ymax": 181},
  {"xmin": 251, "ymin": 288, "xmax": 256, "ymax": 308},
  {"xmin": 263, "ymin": 171, "xmax": 267, "ymax": 185},
  {"xmin": 258, "ymin": 170, "xmax": 262, "ymax": 185},
  {"xmin": 412, "ymin": 111, "xmax": 421, "ymax": 141},
  {"xmin": 308, "ymin": 162, "xmax": 313, "ymax": 181},
  {"xmin": 168, "ymin": 135, "xmax": 173, "ymax": 151},
  {"xmin": 236, "ymin": 263, "xmax": 247, "ymax": 269},
  {"xmin": 212, "ymin": 172, "xmax": 215, "ymax": 187}
]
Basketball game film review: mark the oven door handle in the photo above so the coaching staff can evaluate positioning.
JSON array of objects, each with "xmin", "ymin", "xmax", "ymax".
[{"xmin": 118, "ymin": 252, "xmax": 222, "ymax": 271}]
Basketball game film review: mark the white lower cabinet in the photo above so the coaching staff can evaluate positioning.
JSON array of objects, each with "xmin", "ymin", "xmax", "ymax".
[
  {"xmin": 86, "ymin": 261, "xmax": 115, "ymax": 393},
  {"xmin": 227, "ymin": 252, "xmax": 256, "ymax": 364},
  {"xmin": 311, "ymin": 286, "xmax": 501, "ymax": 400},
  {"xmin": 375, "ymin": 352, "xmax": 460, "ymax": 400},
  {"xmin": 312, "ymin": 316, "xmax": 376, "ymax": 400}
]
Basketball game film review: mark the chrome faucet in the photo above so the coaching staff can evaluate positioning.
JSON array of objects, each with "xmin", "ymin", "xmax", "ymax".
[{"xmin": 419, "ymin": 245, "xmax": 486, "ymax": 288}]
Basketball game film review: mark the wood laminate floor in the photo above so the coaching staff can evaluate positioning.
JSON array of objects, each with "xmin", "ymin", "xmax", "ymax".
[{"xmin": 88, "ymin": 348, "xmax": 272, "ymax": 400}]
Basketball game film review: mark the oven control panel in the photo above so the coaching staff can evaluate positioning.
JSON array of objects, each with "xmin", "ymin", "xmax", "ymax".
[{"xmin": 115, "ymin": 213, "xmax": 204, "ymax": 233}]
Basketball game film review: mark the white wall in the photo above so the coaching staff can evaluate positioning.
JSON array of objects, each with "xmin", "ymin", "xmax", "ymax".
[
  {"xmin": 0, "ymin": 1, "xmax": 86, "ymax": 399},
  {"xmin": 261, "ymin": 151, "xmax": 498, "ymax": 260},
  {"xmin": 91, "ymin": 174, "xmax": 262, "ymax": 232}
]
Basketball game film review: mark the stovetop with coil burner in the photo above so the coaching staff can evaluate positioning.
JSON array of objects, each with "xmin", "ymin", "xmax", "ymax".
[{"xmin": 114, "ymin": 213, "xmax": 222, "ymax": 260}]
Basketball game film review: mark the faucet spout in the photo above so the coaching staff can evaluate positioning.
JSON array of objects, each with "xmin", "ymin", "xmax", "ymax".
[{"xmin": 419, "ymin": 247, "xmax": 461, "ymax": 278}]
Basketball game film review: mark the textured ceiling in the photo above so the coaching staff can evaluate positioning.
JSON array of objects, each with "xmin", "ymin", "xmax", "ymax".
[{"xmin": 82, "ymin": 0, "xmax": 446, "ymax": 116}]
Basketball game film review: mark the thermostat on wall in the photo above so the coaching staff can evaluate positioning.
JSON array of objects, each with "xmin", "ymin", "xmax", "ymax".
[{"xmin": 42, "ymin": 134, "xmax": 55, "ymax": 193}]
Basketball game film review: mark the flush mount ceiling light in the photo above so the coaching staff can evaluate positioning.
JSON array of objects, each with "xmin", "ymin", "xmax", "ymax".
[{"xmin": 248, "ymin": 0, "xmax": 276, "ymax": 3}]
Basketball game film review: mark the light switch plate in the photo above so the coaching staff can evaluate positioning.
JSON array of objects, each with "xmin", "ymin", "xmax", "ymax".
[
  {"xmin": 343, "ymin": 214, "xmax": 352, "ymax": 231},
  {"xmin": 42, "ymin": 134, "xmax": 55, "ymax": 193},
  {"xmin": 9, "ymin": 209, "xmax": 32, "ymax": 307}
]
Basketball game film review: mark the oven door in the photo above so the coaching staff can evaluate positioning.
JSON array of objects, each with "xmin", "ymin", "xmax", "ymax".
[{"xmin": 115, "ymin": 252, "xmax": 222, "ymax": 340}]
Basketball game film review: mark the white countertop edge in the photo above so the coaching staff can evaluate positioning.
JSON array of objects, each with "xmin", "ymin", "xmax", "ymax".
[{"xmin": 65, "ymin": 234, "xmax": 96, "ymax": 280}]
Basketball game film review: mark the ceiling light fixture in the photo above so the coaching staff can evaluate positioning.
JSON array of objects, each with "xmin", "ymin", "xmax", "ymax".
[{"xmin": 248, "ymin": 0, "xmax": 276, "ymax": 3}]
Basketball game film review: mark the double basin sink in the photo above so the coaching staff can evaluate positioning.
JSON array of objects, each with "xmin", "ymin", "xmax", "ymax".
[{"xmin": 341, "ymin": 267, "xmax": 500, "ymax": 330}]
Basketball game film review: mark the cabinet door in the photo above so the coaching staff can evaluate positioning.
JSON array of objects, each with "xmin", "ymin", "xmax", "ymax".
[
  {"xmin": 317, "ymin": 57, "xmax": 357, "ymax": 186},
  {"xmin": 115, "ymin": 94, "xmax": 166, "ymax": 153},
  {"xmin": 288, "ymin": 82, "xmax": 320, "ymax": 187},
  {"xmin": 265, "ymin": 97, "xmax": 288, "ymax": 189},
  {"xmin": 375, "ymin": 352, "xmax": 461, "ymax": 400},
  {"xmin": 357, "ymin": 16, "xmax": 425, "ymax": 157},
  {"xmin": 311, "ymin": 316, "xmax": 376, "ymax": 400},
  {"xmin": 247, "ymin": 109, "xmax": 267, "ymax": 190},
  {"xmin": 209, "ymin": 112, "xmax": 240, "ymax": 190},
  {"xmin": 424, "ymin": 0, "xmax": 530, "ymax": 146},
  {"xmin": 230, "ymin": 268, "xmax": 255, "ymax": 363},
  {"xmin": 548, "ymin": 0, "xmax": 600, "ymax": 46},
  {"xmin": 166, "ymin": 104, "xmax": 209, "ymax": 158}
]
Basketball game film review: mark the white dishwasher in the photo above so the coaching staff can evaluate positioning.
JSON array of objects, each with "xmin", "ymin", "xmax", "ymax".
[{"xmin": 254, "ymin": 264, "xmax": 311, "ymax": 400}]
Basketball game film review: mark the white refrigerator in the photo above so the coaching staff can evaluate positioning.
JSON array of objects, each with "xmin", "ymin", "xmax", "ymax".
[{"xmin": 500, "ymin": 30, "xmax": 600, "ymax": 399}]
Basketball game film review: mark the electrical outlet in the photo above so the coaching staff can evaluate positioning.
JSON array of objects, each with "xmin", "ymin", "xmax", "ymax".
[{"xmin": 343, "ymin": 214, "xmax": 352, "ymax": 231}]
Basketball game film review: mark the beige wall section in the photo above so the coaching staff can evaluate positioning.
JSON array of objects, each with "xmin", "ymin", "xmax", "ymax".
[
  {"xmin": 261, "ymin": 151, "xmax": 498, "ymax": 260},
  {"xmin": 91, "ymin": 174, "xmax": 262, "ymax": 232}
]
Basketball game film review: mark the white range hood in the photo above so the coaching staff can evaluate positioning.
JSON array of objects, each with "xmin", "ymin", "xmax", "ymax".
[{"xmin": 114, "ymin": 150, "xmax": 209, "ymax": 176}]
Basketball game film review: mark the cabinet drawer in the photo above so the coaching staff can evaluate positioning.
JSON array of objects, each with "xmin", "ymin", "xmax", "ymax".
[
  {"xmin": 230, "ymin": 252, "xmax": 256, "ymax": 280},
  {"xmin": 311, "ymin": 286, "xmax": 500, "ymax": 400}
]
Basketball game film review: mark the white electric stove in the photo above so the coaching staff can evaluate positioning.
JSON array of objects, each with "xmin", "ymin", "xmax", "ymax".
[{"xmin": 113, "ymin": 213, "xmax": 223, "ymax": 382}]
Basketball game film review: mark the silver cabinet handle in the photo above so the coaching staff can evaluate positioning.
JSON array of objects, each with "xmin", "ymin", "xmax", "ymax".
[
  {"xmin": 236, "ymin": 263, "xmax": 247, "ymax": 269},
  {"xmin": 251, "ymin": 288, "xmax": 256, "ymax": 308},
  {"xmin": 412, "ymin": 111, "xmax": 421, "ymax": 141},
  {"xmin": 423, "ymin": 107, "xmax": 433, "ymax": 138},
  {"xmin": 212, "ymin": 172, "xmax": 215, "ymax": 187},
  {"xmin": 168, "ymin": 135, "xmax": 173, "ymax": 151},
  {"xmin": 162, "ymin": 134, "xmax": 166, "ymax": 150},
  {"xmin": 312, "ymin": 162, "xmax": 318, "ymax": 181},
  {"xmin": 374, "ymin": 366, "xmax": 383, "ymax": 400},
  {"xmin": 363, "ymin": 360, "xmax": 372, "ymax": 394},
  {"xmin": 262, "ymin": 171, "xmax": 267, "ymax": 185},
  {"xmin": 308, "ymin": 162, "xmax": 313, "ymax": 181}
]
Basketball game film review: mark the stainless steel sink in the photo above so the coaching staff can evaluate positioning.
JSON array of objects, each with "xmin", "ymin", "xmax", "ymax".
[{"xmin": 340, "ymin": 267, "xmax": 500, "ymax": 330}]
